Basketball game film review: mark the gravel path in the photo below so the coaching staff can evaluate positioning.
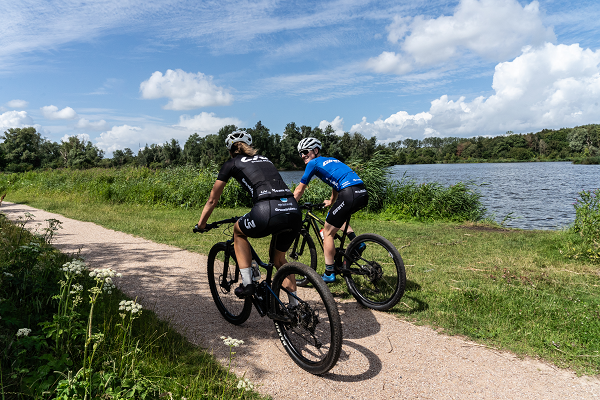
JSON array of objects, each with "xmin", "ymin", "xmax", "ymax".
[{"xmin": 3, "ymin": 202, "xmax": 599, "ymax": 400}]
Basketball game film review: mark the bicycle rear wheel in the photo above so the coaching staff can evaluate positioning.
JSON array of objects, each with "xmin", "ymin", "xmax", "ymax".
[
  {"xmin": 271, "ymin": 262, "xmax": 342, "ymax": 375},
  {"xmin": 207, "ymin": 242, "xmax": 252, "ymax": 325},
  {"xmin": 286, "ymin": 229, "xmax": 318, "ymax": 287},
  {"xmin": 343, "ymin": 233, "xmax": 406, "ymax": 311}
]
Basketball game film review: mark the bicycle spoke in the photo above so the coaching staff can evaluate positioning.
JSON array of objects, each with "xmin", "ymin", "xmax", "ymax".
[
  {"xmin": 207, "ymin": 243, "xmax": 252, "ymax": 325},
  {"xmin": 344, "ymin": 234, "xmax": 406, "ymax": 311},
  {"xmin": 272, "ymin": 262, "xmax": 342, "ymax": 375}
]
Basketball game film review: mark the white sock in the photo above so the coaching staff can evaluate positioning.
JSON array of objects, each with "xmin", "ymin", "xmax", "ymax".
[
  {"xmin": 240, "ymin": 267, "xmax": 253, "ymax": 286},
  {"xmin": 288, "ymin": 291, "xmax": 299, "ymax": 306}
]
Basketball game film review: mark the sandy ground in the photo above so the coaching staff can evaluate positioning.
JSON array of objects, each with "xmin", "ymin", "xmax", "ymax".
[{"xmin": 3, "ymin": 201, "xmax": 599, "ymax": 400}]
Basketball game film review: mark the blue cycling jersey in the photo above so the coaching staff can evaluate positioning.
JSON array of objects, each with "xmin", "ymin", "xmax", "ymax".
[{"xmin": 300, "ymin": 157, "xmax": 363, "ymax": 191}]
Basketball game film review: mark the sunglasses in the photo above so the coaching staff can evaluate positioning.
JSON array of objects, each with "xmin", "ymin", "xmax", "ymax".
[{"xmin": 299, "ymin": 149, "xmax": 311, "ymax": 157}]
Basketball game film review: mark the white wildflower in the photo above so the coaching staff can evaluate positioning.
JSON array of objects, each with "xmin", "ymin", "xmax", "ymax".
[
  {"xmin": 119, "ymin": 300, "xmax": 142, "ymax": 314},
  {"xmin": 3, "ymin": 272, "xmax": 14, "ymax": 277},
  {"xmin": 16, "ymin": 328, "xmax": 31, "ymax": 337},
  {"xmin": 62, "ymin": 260, "xmax": 87, "ymax": 275},
  {"xmin": 220, "ymin": 336, "xmax": 244, "ymax": 347},
  {"xmin": 89, "ymin": 268, "xmax": 119, "ymax": 293},
  {"xmin": 70, "ymin": 283, "xmax": 84, "ymax": 294},
  {"xmin": 237, "ymin": 378, "xmax": 254, "ymax": 390}
]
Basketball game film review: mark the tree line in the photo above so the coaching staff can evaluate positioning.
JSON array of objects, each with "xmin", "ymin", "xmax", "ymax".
[{"xmin": 1, "ymin": 122, "xmax": 599, "ymax": 172}]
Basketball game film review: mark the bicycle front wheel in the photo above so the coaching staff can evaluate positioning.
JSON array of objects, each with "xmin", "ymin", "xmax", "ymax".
[
  {"xmin": 343, "ymin": 233, "xmax": 406, "ymax": 311},
  {"xmin": 271, "ymin": 262, "xmax": 342, "ymax": 375},
  {"xmin": 207, "ymin": 242, "xmax": 252, "ymax": 325},
  {"xmin": 286, "ymin": 229, "xmax": 318, "ymax": 287}
]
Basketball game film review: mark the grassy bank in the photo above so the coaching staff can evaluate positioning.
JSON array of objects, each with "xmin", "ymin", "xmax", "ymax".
[
  {"xmin": 0, "ymin": 164, "xmax": 485, "ymax": 222},
  {"xmin": 0, "ymin": 210, "xmax": 267, "ymax": 399},
  {"xmin": 3, "ymin": 190, "xmax": 600, "ymax": 377}
]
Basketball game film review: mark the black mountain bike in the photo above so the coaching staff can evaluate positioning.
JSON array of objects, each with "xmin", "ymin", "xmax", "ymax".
[
  {"xmin": 287, "ymin": 203, "xmax": 406, "ymax": 311},
  {"xmin": 194, "ymin": 217, "xmax": 342, "ymax": 375}
]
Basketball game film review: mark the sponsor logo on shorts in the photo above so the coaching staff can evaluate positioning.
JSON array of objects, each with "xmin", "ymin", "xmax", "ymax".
[
  {"xmin": 280, "ymin": 197, "xmax": 288, "ymax": 202},
  {"xmin": 332, "ymin": 201, "xmax": 345, "ymax": 215},
  {"xmin": 355, "ymin": 189, "xmax": 367, "ymax": 194},
  {"xmin": 259, "ymin": 189, "xmax": 270, "ymax": 197},
  {"xmin": 275, "ymin": 207, "xmax": 297, "ymax": 212},
  {"xmin": 272, "ymin": 188, "xmax": 288, "ymax": 193},
  {"xmin": 244, "ymin": 219, "xmax": 256, "ymax": 229}
]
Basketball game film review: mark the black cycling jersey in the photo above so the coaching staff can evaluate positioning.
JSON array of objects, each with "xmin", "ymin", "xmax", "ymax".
[{"xmin": 217, "ymin": 154, "xmax": 293, "ymax": 203}]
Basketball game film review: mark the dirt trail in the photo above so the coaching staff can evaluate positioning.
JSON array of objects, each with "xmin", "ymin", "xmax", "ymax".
[{"xmin": 3, "ymin": 202, "xmax": 599, "ymax": 400}]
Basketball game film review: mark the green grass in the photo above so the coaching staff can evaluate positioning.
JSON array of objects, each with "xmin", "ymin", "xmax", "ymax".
[
  {"xmin": 4, "ymin": 190, "xmax": 600, "ymax": 377},
  {"xmin": 0, "ymin": 206, "xmax": 268, "ymax": 399}
]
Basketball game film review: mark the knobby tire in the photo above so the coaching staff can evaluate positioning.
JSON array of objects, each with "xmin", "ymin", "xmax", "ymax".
[
  {"xmin": 343, "ymin": 233, "xmax": 406, "ymax": 311},
  {"xmin": 271, "ymin": 262, "xmax": 342, "ymax": 375},
  {"xmin": 206, "ymin": 242, "xmax": 252, "ymax": 325}
]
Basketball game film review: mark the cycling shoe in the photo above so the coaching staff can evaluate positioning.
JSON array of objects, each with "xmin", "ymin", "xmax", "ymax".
[{"xmin": 322, "ymin": 272, "xmax": 336, "ymax": 283}]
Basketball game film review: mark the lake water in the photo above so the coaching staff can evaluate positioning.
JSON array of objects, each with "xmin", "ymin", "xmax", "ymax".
[{"xmin": 279, "ymin": 162, "xmax": 600, "ymax": 231}]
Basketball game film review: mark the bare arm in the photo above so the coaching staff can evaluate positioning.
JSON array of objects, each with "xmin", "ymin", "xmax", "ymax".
[
  {"xmin": 323, "ymin": 189, "xmax": 338, "ymax": 207},
  {"xmin": 197, "ymin": 180, "xmax": 227, "ymax": 228},
  {"xmin": 293, "ymin": 182, "xmax": 308, "ymax": 202}
]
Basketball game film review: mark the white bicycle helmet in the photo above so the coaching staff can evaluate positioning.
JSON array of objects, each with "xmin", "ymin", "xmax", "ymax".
[
  {"xmin": 225, "ymin": 130, "xmax": 252, "ymax": 150},
  {"xmin": 297, "ymin": 137, "xmax": 322, "ymax": 153}
]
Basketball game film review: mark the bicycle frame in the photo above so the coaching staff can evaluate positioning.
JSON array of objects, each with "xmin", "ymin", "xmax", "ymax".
[
  {"xmin": 216, "ymin": 225, "xmax": 299, "ymax": 321},
  {"xmin": 299, "ymin": 204, "xmax": 355, "ymax": 271}
]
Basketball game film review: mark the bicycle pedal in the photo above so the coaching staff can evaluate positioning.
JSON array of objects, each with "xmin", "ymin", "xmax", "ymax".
[
  {"xmin": 234, "ymin": 283, "xmax": 255, "ymax": 298},
  {"xmin": 267, "ymin": 311, "xmax": 293, "ymax": 323}
]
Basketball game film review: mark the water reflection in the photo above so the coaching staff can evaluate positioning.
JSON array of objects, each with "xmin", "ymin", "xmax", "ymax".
[{"xmin": 279, "ymin": 162, "xmax": 600, "ymax": 231}]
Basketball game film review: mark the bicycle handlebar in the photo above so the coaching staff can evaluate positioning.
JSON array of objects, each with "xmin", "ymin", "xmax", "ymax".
[
  {"xmin": 193, "ymin": 216, "xmax": 240, "ymax": 233},
  {"xmin": 300, "ymin": 202, "xmax": 326, "ymax": 211}
]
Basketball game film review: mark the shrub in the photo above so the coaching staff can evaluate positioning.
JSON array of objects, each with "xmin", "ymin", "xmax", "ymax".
[
  {"xmin": 565, "ymin": 188, "xmax": 600, "ymax": 262},
  {"xmin": 380, "ymin": 175, "xmax": 486, "ymax": 222}
]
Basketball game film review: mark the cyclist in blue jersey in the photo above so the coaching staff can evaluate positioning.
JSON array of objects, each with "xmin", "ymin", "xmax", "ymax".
[
  {"xmin": 293, "ymin": 137, "xmax": 368, "ymax": 283},
  {"xmin": 197, "ymin": 131, "xmax": 302, "ymax": 299}
]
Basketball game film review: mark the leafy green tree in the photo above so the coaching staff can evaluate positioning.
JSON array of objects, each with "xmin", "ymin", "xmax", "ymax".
[
  {"xmin": 182, "ymin": 126, "xmax": 236, "ymax": 168},
  {"xmin": 40, "ymin": 140, "xmax": 62, "ymax": 168},
  {"xmin": 279, "ymin": 122, "xmax": 304, "ymax": 169},
  {"xmin": 0, "ymin": 141, "xmax": 5, "ymax": 170},
  {"xmin": 160, "ymin": 139, "xmax": 182, "ymax": 166},
  {"xmin": 112, "ymin": 148, "xmax": 135, "ymax": 167},
  {"xmin": 137, "ymin": 143, "xmax": 163, "ymax": 168},
  {"xmin": 59, "ymin": 136, "xmax": 104, "ymax": 169},
  {"xmin": 0, "ymin": 127, "xmax": 45, "ymax": 172},
  {"xmin": 247, "ymin": 121, "xmax": 280, "ymax": 163}
]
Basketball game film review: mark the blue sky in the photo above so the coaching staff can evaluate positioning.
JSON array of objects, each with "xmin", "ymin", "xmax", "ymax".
[{"xmin": 1, "ymin": 0, "xmax": 600, "ymax": 156}]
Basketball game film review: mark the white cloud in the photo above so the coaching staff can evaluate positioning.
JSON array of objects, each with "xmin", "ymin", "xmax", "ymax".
[
  {"xmin": 61, "ymin": 133, "xmax": 90, "ymax": 143},
  {"xmin": 354, "ymin": 43, "xmax": 600, "ymax": 140},
  {"xmin": 365, "ymin": 51, "xmax": 413, "ymax": 75},
  {"xmin": 318, "ymin": 116, "xmax": 345, "ymax": 135},
  {"xmin": 6, "ymin": 99, "xmax": 28, "ymax": 108},
  {"xmin": 140, "ymin": 69, "xmax": 233, "ymax": 110},
  {"xmin": 368, "ymin": 0, "xmax": 555, "ymax": 74},
  {"xmin": 94, "ymin": 112, "xmax": 241, "ymax": 155},
  {"xmin": 176, "ymin": 112, "xmax": 242, "ymax": 134},
  {"xmin": 94, "ymin": 125, "xmax": 144, "ymax": 154},
  {"xmin": 0, "ymin": 110, "xmax": 34, "ymax": 131},
  {"xmin": 41, "ymin": 105, "xmax": 78, "ymax": 120},
  {"xmin": 350, "ymin": 111, "xmax": 433, "ymax": 142},
  {"xmin": 76, "ymin": 118, "xmax": 108, "ymax": 131}
]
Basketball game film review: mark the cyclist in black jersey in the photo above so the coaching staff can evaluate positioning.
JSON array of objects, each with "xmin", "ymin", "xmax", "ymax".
[{"xmin": 197, "ymin": 131, "xmax": 302, "ymax": 299}]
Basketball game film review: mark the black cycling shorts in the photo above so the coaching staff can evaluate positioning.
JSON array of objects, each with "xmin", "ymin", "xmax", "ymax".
[
  {"xmin": 326, "ymin": 184, "xmax": 369, "ymax": 228},
  {"xmin": 238, "ymin": 197, "xmax": 302, "ymax": 252}
]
